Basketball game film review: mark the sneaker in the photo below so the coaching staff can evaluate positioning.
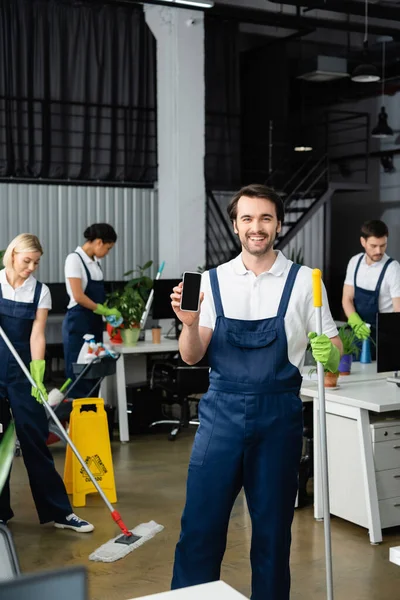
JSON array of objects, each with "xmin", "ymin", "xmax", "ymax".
[{"xmin": 54, "ymin": 513, "xmax": 94, "ymax": 533}]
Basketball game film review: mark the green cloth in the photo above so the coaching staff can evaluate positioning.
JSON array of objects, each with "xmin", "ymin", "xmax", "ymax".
[
  {"xmin": 30, "ymin": 359, "xmax": 48, "ymax": 403},
  {"xmin": 308, "ymin": 332, "xmax": 340, "ymax": 373},
  {"xmin": 94, "ymin": 303, "xmax": 122, "ymax": 319},
  {"xmin": 347, "ymin": 312, "xmax": 370, "ymax": 340}
]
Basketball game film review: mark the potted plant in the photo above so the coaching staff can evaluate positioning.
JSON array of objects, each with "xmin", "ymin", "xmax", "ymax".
[
  {"xmin": 337, "ymin": 324, "xmax": 360, "ymax": 375},
  {"xmin": 308, "ymin": 367, "xmax": 340, "ymax": 388},
  {"xmin": 105, "ymin": 261, "xmax": 153, "ymax": 346}
]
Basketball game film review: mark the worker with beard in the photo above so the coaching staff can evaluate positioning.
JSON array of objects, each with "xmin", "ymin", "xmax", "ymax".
[
  {"xmin": 342, "ymin": 219, "xmax": 400, "ymax": 356},
  {"xmin": 170, "ymin": 184, "xmax": 342, "ymax": 600}
]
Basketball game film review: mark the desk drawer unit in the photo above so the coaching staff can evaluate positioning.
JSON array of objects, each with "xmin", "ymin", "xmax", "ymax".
[{"xmin": 371, "ymin": 421, "xmax": 400, "ymax": 529}]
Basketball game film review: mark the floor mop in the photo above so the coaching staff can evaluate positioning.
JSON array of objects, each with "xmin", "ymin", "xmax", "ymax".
[
  {"xmin": 0, "ymin": 422, "xmax": 16, "ymax": 494},
  {"xmin": 312, "ymin": 269, "xmax": 334, "ymax": 600},
  {"xmin": 0, "ymin": 325, "xmax": 163, "ymax": 563}
]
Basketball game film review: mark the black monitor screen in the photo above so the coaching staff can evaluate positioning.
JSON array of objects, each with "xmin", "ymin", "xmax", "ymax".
[
  {"xmin": 377, "ymin": 313, "xmax": 400, "ymax": 373},
  {"xmin": 152, "ymin": 279, "xmax": 181, "ymax": 320},
  {"xmin": 0, "ymin": 566, "xmax": 87, "ymax": 600}
]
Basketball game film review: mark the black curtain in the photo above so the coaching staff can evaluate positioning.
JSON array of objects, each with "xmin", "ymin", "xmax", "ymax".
[
  {"xmin": 0, "ymin": 0, "xmax": 157, "ymax": 183},
  {"xmin": 205, "ymin": 16, "xmax": 241, "ymax": 190}
]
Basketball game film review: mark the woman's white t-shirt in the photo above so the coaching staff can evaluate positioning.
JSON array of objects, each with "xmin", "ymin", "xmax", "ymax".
[{"xmin": 64, "ymin": 246, "xmax": 103, "ymax": 309}]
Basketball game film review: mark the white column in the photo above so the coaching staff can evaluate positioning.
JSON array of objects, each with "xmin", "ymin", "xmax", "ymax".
[{"xmin": 145, "ymin": 5, "xmax": 206, "ymax": 278}]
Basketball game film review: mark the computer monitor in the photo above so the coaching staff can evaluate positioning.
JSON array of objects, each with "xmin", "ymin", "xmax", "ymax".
[
  {"xmin": 0, "ymin": 565, "xmax": 87, "ymax": 600},
  {"xmin": 152, "ymin": 279, "xmax": 181, "ymax": 320},
  {"xmin": 377, "ymin": 313, "xmax": 400, "ymax": 373}
]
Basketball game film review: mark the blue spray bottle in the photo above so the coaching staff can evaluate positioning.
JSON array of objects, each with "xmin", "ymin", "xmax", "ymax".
[{"xmin": 360, "ymin": 324, "xmax": 372, "ymax": 364}]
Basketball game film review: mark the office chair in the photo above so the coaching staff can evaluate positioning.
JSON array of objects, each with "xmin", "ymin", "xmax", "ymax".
[
  {"xmin": 0, "ymin": 524, "xmax": 21, "ymax": 581},
  {"xmin": 150, "ymin": 354, "xmax": 209, "ymax": 441}
]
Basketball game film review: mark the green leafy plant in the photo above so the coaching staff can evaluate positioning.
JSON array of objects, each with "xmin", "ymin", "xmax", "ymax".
[
  {"xmin": 106, "ymin": 261, "xmax": 153, "ymax": 329},
  {"xmin": 0, "ymin": 250, "xmax": 5, "ymax": 269},
  {"xmin": 338, "ymin": 324, "xmax": 360, "ymax": 358},
  {"xmin": 289, "ymin": 248, "xmax": 304, "ymax": 265}
]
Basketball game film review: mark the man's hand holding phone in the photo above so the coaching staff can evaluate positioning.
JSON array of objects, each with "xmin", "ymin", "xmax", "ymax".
[{"xmin": 171, "ymin": 273, "xmax": 203, "ymax": 327}]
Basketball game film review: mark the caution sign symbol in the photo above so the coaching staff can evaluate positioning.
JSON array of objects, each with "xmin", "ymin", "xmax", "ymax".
[{"xmin": 80, "ymin": 454, "xmax": 108, "ymax": 482}]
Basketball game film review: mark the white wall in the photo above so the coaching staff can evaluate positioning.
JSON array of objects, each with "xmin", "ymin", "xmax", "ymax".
[{"xmin": 0, "ymin": 183, "xmax": 158, "ymax": 283}]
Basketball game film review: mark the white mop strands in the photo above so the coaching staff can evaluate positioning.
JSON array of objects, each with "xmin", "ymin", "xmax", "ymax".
[{"xmin": 89, "ymin": 520, "xmax": 164, "ymax": 563}]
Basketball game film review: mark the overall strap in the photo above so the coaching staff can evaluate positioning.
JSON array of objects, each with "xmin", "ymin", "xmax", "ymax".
[
  {"xmin": 375, "ymin": 258, "xmax": 394, "ymax": 297},
  {"xmin": 209, "ymin": 268, "xmax": 225, "ymax": 318},
  {"xmin": 32, "ymin": 282, "xmax": 43, "ymax": 310},
  {"xmin": 0, "ymin": 283, "xmax": 3, "ymax": 299},
  {"xmin": 277, "ymin": 263, "xmax": 301, "ymax": 318},
  {"xmin": 74, "ymin": 251, "xmax": 92, "ymax": 281},
  {"xmin": 354, "ymin": 254, "xmax": 364, "ymax": 287}
]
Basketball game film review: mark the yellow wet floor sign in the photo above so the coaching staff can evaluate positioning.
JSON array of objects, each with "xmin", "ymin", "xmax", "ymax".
[{"xmin": 64, "ymin": 398, "xmax": 117, "ymax": 507}]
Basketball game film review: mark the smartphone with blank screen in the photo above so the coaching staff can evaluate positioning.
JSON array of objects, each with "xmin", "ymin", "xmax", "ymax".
[{"xmin": 180, "ymin": 272, "xmax": 202, "ymax": 312}]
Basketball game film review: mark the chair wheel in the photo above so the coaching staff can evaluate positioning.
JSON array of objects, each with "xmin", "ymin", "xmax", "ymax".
[{"xmin": 168, "ymin": 433, "xmax": 177, "ymax": 441}]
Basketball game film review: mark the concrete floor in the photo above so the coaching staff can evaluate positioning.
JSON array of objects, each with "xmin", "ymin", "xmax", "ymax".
[{"xmin": 6, "ymin": 429, "xmax": 400, "ymax": 600}]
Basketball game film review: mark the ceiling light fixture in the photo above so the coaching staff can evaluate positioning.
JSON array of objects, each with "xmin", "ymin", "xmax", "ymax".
[
  {"xmin": 372, "ymin": 39, "xmax": 394, "ymax": 138},
  {"xmin": 351, "ymin": 0, "xmax": 380, "ymax": 83},
  {"xmin": 163, "ymin": 0, "xmax": 214, "ymax": 8}
]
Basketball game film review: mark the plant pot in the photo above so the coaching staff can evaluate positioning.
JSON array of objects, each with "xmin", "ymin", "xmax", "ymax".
[
  {"xmin": 121, "ymin": 327, "xmax": 141, "ymax": 347},
  {"xmin": 338, "ymin": 354, "xmax": 352, "ymax": 376},
  {"xmin": 324, "ymin": 371, "xmax": 339, "ymax": 388},
  {"xmin": 106, "ymin": 323, "xmax": 123, "ymax": 345}
]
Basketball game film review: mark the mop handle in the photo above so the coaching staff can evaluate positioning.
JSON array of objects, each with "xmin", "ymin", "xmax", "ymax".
[
  {"xmin": 140, "ymin": 260, "xmax": 165, "ymax": 329},
  {"xmin": 312, "ymin": 269, "xmax": 334, "ymax": 600},
  {"xmin": 0, "ymin": 325, "xmax": 115, "ymax": 514}
]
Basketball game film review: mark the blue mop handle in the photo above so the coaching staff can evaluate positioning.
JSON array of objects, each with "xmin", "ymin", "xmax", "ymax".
[{"xmin": 140, "ymin": 261, "xmax": 165, "ymax": 329}]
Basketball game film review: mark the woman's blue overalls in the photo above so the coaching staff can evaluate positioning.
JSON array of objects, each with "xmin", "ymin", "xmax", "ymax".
[
  {"xmin": 172, "ymin": 264, "xmax": 304, "ymax": 600},
  {"xmin": 0, "ymin": 281, "xmax": 72, "ymax": 523},
  {"xmin": 62, "ymin": 252, "xmax": 105, "ymax": 399},
  {"xmin": 354, "ymin": 255, "xmax": 393, "ymax": 359}
]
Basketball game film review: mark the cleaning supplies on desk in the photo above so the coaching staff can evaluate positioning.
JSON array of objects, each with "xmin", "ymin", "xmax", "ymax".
[
  {"xmin": 360, "ymin": 324, "xmax": 372, "ymax": 364},
  {"xmin": 106, "ymin": 314, "xmax": 123, "ymax": 328}
]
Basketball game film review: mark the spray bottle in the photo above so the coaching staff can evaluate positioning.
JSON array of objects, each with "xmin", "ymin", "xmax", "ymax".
[{"xmin": 360, "ymin": 324, "xmax": 372, "ymax": 364}]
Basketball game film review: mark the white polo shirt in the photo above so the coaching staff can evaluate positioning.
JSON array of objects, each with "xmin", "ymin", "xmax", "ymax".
[
  {"xmin": 199, "ymin": 251, "xmax": 338, "ymax": 370},
  {"xmin": 0, "ymin": 269, "xmax": 51, "ymax": 310},
  {"xmin": 65, "ymin": 246, "xmax": 103, "ymax": 309},
  {"xmin": 344, "ymin": 253, "xmax": 400, "ymax": 313}
]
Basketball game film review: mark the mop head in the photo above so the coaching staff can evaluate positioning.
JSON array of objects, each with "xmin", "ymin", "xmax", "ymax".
[{"xmin": 89, "ymin": 520, "xmax": 164, "ymax": 563}]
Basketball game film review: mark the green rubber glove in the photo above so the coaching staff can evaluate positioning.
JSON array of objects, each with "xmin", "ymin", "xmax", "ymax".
[
  {"xmin": 93, "ymin": 303, "xmax": 122, "ymax": 319},
  {"xmin": 347, "ymin": 312, "xmax": 370, "ymax": 340},
  {"xmin": 308, "ymin": 332, "xmax": 340, "ymax": 373},
  {"xmin": 30, "ymin": 360, "xmax": 48, "ymax": 404}
]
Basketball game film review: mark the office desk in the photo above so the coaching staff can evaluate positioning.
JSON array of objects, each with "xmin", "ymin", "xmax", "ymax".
[
  {"xmin": 105, "ymin": 335, "xmax": 179, "ymax": 442},
  {"xmin": 130, "ymin": 581, "xmax": 248, "ymax": 600},
  {"xmin": 300, "ymin": 379, "xmax": 400, "ymax": 543}
]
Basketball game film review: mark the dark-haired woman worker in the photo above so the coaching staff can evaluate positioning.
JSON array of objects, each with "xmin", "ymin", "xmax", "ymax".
[{"xmin": 62, "ymin": 223, "xmax": 121, "ymax": 399}]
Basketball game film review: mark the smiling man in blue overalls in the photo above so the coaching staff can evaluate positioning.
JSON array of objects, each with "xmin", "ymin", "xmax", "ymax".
[
  {"xmin": 170, "ymin": 184, "xmax": 342, "ymax": 600},
  {"xmin": 342, "ymin": 219, "xmax": 400, "ymax": 358}
]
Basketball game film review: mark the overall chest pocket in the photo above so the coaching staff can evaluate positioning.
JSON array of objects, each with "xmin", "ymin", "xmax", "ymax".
[{"xmin": 226, "ymin": 329, "xmax": 277, "ymax": 350}]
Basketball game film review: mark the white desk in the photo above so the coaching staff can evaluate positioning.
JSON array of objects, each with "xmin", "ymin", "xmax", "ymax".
[
  {"xmin": 130, "ymin": 581, "xmax": 248, "ymax": 600},
  {"xmin": 105, "ymin": 334, "xmax": 179, "ymax": 442},
  {"xmin": 300, "ymin": 378, "xmax": 400, "ymax": 543}
]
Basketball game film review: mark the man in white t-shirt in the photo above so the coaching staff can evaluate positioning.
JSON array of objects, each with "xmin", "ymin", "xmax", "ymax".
[
  {"xmin": 342, "ymin": 220, "xmax": 400, "ymax": 350},
  {"xmin": 170, "ymin": 184, "xmax": 342, "ymax": 600}
]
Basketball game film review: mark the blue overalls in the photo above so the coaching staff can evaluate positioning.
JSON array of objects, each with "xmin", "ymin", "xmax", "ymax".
[
  {"xmin": 62, "ymin": 252, "xmax": 105, "ymax": 399},
  {"xmin": 0, "ymin": 281, "xmax": 72, "ymax": 523},
  {"xmin": 354, "ymin": 255, "xmax": 393, "ymax": 359},
  {"xmin": 172, "ymin": 264, "xmax": 304, "ymax": 600}
]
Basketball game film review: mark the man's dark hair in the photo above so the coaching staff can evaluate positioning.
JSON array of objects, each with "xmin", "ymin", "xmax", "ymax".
[
  {"xmin": 360, "ymin": 220, "xmax": 388, "ymax": 240},
  {"xmin": 227, "ymin": 184, "xmax": 285, "ymax": 225}
]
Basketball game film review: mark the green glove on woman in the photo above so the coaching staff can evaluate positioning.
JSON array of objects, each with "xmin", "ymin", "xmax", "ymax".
[
  {"xmin": 308, "ymin": 332, "xmax": 340, "ymax": 373},
  {"xmin": 347, "ymin": 312, "xmax": 370, "ymax": 340},
  {"xmin": 93, "ymin": 303, "xmax": 122, "ymax": 320},
  {"xmin": 30, "ymin": 359, "xmax": 48, "ymax": 404}
]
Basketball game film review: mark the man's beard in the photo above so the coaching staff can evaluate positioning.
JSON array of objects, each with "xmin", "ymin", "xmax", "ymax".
[
  {"xmin": 240, "ymin": 232, "xmax": 276, "ymax": 257},
  {"xmin": 367, "ymin": 251, "xmax": 383, "ymax": 262}
]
